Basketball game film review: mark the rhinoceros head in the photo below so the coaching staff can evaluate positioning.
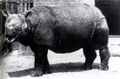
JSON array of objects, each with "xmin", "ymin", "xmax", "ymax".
[{"xmin": 2, "ymin": 10, "xmax": 28, "ymax": 42}]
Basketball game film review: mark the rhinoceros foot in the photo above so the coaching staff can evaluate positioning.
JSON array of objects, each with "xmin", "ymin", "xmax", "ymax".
[
  {"xmin": 81, "ymin": 63, "xmax": 93, "ymax": 70},
  {"xmin": 30, "ymin": 68, "xmax": 43, "ymax": 77},
  {"xmin": 99, "ymin": 65, "xmax": 109, "ymax": 70}
]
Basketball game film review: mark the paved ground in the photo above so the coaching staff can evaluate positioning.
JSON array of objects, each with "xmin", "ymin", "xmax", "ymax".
[{"xmin": 0, "ymin": 37, "xmax": 120, "ymax": 79}]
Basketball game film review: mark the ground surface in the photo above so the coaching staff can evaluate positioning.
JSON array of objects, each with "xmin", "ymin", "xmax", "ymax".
[{"xmin": 0, "ymin": 36, "xmax": 120, "ymax": 79}]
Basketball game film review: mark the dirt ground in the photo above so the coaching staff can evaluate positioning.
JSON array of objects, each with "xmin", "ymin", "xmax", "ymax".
[{"xmin": 0, "ymin": 36, "xmax": 120, "ymax": 79}]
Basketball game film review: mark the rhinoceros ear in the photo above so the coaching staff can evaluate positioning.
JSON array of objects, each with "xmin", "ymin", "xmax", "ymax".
[
  {"xmin": 2, "ymin": 10, "xmax": 10, "ymax": 17},
  {"xmin": 25, "ymin": 11, "xmax": 32, "ymax": 18}
]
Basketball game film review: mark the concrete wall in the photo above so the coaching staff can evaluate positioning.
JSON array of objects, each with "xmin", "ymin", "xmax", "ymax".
[
  {"xmin": 96, "ymin": 0, "xmax": 120, "ymax": 35},
  {"xmin": 34, "ymin": 0, "xmax": 95, "ymax": 6}
]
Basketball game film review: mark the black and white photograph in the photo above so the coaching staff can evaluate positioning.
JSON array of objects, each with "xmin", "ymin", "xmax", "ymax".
[{"xmin": 0, "ymin": 0, "xmax": 120, "ymax": 79}]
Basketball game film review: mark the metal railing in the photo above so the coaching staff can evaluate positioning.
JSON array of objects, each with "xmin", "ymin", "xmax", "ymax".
[{"xmin": 0, "ymin": 34, "xmax": 8, "ymax": 59}]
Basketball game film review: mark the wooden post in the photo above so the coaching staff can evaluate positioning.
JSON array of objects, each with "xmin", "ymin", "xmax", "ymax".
[
  {"xmin": 11, "ymin": 2, "xmax": 14, "ymax": 13},
  {"xmin": 20, "ymin": 2, "xmax": 23, "ymax": 12},
  {"xmin": 25, "ymin": 3, "xmax": 27, "ymax": 11},
  {"xmin": 17, "ymin": 2, "xmax": 20, "ymax": 13}
]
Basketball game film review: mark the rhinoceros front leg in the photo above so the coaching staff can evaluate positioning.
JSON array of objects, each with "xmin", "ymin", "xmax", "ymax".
[
  {"xmin": 82, "ymin": 47, "xmax": 97, "ymax": 70},
  {"xmin": 99, "ymin": 46, "xmax": 110, "ymax": 70},
  {"xmin": 30, "ymin": 45, "xmax": 50, "ymax": 77}
]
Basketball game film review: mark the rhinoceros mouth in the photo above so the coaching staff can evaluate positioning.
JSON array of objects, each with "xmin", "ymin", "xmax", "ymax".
[{"xmin": 6, "ymin": 34, "xmax": 17, "ymax": 43}]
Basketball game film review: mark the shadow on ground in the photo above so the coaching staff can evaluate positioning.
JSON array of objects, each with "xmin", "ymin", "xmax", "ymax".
[{"xmin": 8, "ymin": 62, "xmax": 99, "ymax": 77}]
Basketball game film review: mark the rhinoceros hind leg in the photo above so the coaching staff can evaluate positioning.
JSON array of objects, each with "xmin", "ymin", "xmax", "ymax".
[
  {"xmin": 81, "ymin": 47, "xmax": 97, "ymax": 70},
  {"xmin": 99, "ymin": 46, "xmax": 110, "ymax": 70},
  {"xmin": 30, "ymin": 45, "xmax": 50, "ymax": 77}
]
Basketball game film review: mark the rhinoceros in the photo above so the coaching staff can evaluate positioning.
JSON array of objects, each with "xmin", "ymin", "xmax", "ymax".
[{"xmin": 3, "ymin": 4, "xmax": 110, "ymax": 76}]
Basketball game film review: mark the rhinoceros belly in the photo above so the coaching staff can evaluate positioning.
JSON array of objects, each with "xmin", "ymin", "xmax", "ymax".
[
  {"xmin": 49, "ymin": 33, "xmax": 86, "ymax": 53},
  {"xmin": 50, "ymin": 43, "xmax": 83, "ymax": 53}
]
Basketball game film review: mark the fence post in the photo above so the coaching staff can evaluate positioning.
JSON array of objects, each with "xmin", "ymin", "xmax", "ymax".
[{"xmin": 25, "ymin": 2, "xmax": 27, "ymax": 12}]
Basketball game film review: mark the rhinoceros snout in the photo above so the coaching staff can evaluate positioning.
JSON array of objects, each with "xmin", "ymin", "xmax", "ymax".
[
  {"xmin": 6, "ymin": 27, "xmax": 16, "ymax": 35},
  {"xmin": 5, "ymin": 30, "xmax": 17, "ymax": 42}
]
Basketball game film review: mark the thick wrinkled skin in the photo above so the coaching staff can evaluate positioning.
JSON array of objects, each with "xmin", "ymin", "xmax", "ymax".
[{"xmin": 4, "ymin": 4, "xmax": 110, "ymax": 77}]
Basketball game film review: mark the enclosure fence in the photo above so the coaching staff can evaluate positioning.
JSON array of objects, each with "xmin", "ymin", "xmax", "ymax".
[{"xmin": 5, "ymin": 0, "xmax": 33, "ymax": 13}]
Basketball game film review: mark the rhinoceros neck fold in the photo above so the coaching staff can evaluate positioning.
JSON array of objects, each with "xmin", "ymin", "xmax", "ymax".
[{"xmin": 16, "ymin": 19, "xmax": 37, "ymax": 46}]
